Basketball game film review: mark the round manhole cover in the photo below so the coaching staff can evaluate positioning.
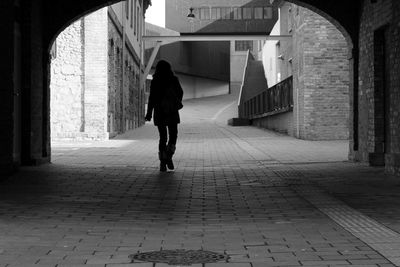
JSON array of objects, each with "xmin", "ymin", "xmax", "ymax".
[{"xmin": 129, "ymin": 249, "xmax": 229, "ymax": 265}]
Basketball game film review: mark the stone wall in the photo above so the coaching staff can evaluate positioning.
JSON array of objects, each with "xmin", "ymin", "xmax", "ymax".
[
  {"xmin": 50, "ymin": 19, "xmax": 84, "ymax": 139},
  {"xmin": 51, "ymin": 6, "xmax": 145, "ymax": 141},
  {"xmin": 291, "ymin": 5, "xmax": 350, "ymax": 140},
  {"xmin": 107, "ymin": 8, "xmax": 144, "ymax": 137},
  {"xmin": 107, "ymin": 15, "xmax": 123, "ymax": 136}
]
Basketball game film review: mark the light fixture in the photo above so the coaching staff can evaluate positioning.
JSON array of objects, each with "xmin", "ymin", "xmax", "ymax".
[{"xmin": 187, "ymin": 7, "xmax": 195, "ymax": 18}]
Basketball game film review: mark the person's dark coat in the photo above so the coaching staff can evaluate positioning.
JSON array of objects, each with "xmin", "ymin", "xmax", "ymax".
[{"xmin": 147, "ymin": 75, "xmax": 183, "ymax": 126}]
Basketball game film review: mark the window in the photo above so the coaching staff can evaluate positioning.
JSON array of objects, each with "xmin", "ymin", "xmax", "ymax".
[
  {"xmin": 125, "ymin": 0, "xmax": 129, "ymax": 19},
  {"xmin": 130, "ymin": 0, "xmax": 133, "ymax": 28},
  {"xmin": 254, "ymin": 7, "xmax": 263, "ymax": 19},
  {"xmin": 242, "ymin": 7, "xmax": 252, "ymax": 19},
  {"xmin": 134, "ymin": 0, "xmax": 137, "ymax": 35},
  {"xmin": 137, "ymin": 6, "xmax": 139, "ymax": 40},
  {"xmin": 221, "ymin": 7, "xmax": 231, "ymax": 19},
  {"xmin": 211, "ymin": 7, "xmax": 221, "ymax": 19},
  {"xmin": 288, "ymin": 13, "xmax": 292, "ymax": 33},
  {"xmin": 263, "ymin": 7, "xmax": 272, "ymax": 19},
  {"xmin": 193, "ymin": 8, "xmax": 199, "ymax": 18},
  {"xmin": 139, "ymin": 10, "xmax": 142, "ymax": 41},
  {"xmin": 235, "ymin": 40, "xmax": 253, "ymax": 51},
  {"xmin": 233, "ymin": 7, "xmax": 242, "ymax": 20},
  {"xmin": 200, "ymin": 7, "xmax": 210, "ymax": 20}
]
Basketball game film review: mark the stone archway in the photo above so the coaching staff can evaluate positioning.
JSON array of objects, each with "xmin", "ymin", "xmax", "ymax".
[
  {"xmin": 1, "ymin": 0, "xmax": 360, "ymax": 173},
  {"xmin": 42, "ymin": 0, "xmax": 359, "ymax": 152}
]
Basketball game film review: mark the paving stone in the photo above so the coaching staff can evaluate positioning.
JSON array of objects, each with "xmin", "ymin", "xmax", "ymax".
[{"xmin": 0, "ymin": 98, "xmax": 399, "ymax": 267}]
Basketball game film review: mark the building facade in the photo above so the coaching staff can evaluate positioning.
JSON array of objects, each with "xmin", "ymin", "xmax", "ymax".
[
  {"xmin": 165, "ymin": 0, "xmax": 279, "ymax": 94},
  {"xmin": 240, "ymin": 1, "xmax": 350, "ymax": 141},
  {"xmin": 50, "ymin": 1, "xmax": 146, "ymax": 140},
  {"xmin": 145, "ymin": 22, "xmax": 231, "ymax": 100},
  {"xmin": 3, "ymin": 0, "xmax": 400, "ymax": 176}
]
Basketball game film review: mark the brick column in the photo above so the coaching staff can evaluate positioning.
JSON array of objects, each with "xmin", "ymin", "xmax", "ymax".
[
  {"xmin": 384, "ymin": 0, "xmax": 400, "ymax": 174},
  {"xmin": 0, "ymin": 0, "xmax": 16, "ymax": 175},
  {"xmin": 19, "ymin": 0, "xmax": 51, "ymax": 166},
  {"xmin": 83, "ymin": 8, "xmax": 109, "ymax": 139}
]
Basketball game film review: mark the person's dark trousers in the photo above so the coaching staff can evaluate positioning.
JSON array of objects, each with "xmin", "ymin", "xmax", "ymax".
[
  {"xmin": 157, "ymin": 124, "xmax": 178, "ymax": 151},
  {"xmin": 157, "ymin": 124, "xmax": 178, "ymax": 171}
]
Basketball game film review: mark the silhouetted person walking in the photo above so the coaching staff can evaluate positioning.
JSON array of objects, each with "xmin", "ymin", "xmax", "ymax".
[{"xmin": 145, "ymin": 60, "xmax": 183, "ymax": 172}]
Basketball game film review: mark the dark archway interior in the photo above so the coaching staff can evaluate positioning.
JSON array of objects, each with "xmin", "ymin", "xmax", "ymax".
[{"xmin": 3, "ymin": 1, "xmax": 400, "ymax": 266}]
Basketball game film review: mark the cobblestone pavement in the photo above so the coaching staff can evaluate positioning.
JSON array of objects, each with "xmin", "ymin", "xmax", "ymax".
[{"xmin": 1, "ymin": 96, "xmax": 400, "ymax": 267}]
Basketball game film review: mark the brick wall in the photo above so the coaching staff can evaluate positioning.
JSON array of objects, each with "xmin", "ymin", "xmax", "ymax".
[
  {"xmin": 357, "ymin": 0, "xmax": 400, "ymax": 174},
  {"xmin": 0, "ymin": 2, "xmax": 15, "ymax": 174},
  {"xmin": 292, "ymin": 6, "xmax": 350, "ymax": 140},
  {"xmin": 107, "ymin": 8, "xmax": 144, "ymax": 137},
  {"xmin": 84, "ymin": 8, "xmax": 109, "ymax": 139},
  {"xmin": 29, "ymin": 1, "xmax": 48, "ymax": 162},
  {"xmin": 387, "ymin": 0, "xmax": 400, "ymax": 174},
  {"xmin": 107, "ymin": 16, "xmax": 123, "ymax": 136},
  {"xmin": 357, "ymin": 0, "xmax": 392, "ymax": 163},
  {"xmin": 257, "ymin": 3, "xmax": 350, "ymax": 141}
]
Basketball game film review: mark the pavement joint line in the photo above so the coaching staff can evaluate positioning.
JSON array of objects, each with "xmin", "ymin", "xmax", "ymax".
[
  {"xmin": 217, "ymin": 125, "xmax": 276, "ymax": 162},
  {"xmin": 1, "ymin": 95, "xmax": 397, "ymax": 267},
  {"xmin": 211, "ymin": 101, "xmax": 237, "ymax": 121},
  {"xmin": 293, "ymin": 184, "xmax": 400, "ymax": 267},
  {"xmin": 215, "ymin": 122, "xmax": 400, "ymax": 266}
]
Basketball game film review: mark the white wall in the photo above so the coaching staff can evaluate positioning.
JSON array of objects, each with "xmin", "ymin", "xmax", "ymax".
[
  {"xmin": 230, "ymin": 41, "xmax": 248, "ymax": 85},
  {"xmin": 177, "ymin": 74, "xmax": 229, "ymax": 100},
  {"xmin": 262, "ymin": 9, "xmax": 280, "ymax": 88}
]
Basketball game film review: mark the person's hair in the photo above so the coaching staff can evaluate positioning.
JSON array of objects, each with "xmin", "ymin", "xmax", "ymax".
[{"xmin": 154, "ymin": 60, "xmax": 174, "ymax": 78}]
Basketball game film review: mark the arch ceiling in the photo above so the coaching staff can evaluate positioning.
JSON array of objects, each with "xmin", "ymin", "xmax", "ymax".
[{"xmin": 43, "ymin": 0, "xmax": 360, "ymax": 50}]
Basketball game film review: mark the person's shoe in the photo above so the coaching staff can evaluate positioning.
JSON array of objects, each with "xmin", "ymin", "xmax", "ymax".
[
  {"xmin": 166, "ymin": 144, "xmax": 176, "ymax": 171},
  {"xmin": 166, "ymin": 159, "xmax": 174, "ymax": 171}
]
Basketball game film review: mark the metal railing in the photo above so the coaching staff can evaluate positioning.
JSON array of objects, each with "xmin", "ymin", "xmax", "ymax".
[{"xmin": 240, "ymin": 76, "xmax": 293, "ymax": 119}]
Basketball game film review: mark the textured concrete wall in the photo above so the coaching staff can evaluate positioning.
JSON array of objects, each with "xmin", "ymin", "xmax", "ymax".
[
  {"xmin": 292, "ymin": 5, "xmax": 349, "ymax": 140},
  {"xmin": 50, "ymin": 19, "xmax": 84, "ymax": 139},
  {"xmin": 177, "ymin": 74, "xmax": 229, "ymax": 100}
]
